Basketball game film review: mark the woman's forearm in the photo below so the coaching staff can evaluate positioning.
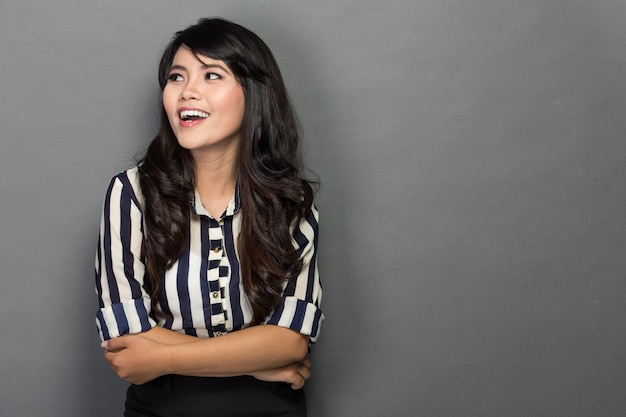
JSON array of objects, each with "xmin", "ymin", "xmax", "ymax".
[
  {"xmin": 138, "ymin": 326, "xmax": 199, "ymax": 345},
  {"xmin": 103, "ymin": 324, "xmax": 309, "ymax": 384},
  {"xmin": 162, "ymin": 325, "xmax": 309, "ymax": 377}
]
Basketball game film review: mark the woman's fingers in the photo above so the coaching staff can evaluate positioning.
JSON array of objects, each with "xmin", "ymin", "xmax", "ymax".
[{"xmin": 249, "ymin": 357, "xmax": 313, "ymax": 389}]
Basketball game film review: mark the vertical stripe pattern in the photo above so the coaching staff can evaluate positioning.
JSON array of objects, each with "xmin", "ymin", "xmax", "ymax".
[{"xmin": 95, "ymin": 167, "xmax": 324, "ymax": 343}]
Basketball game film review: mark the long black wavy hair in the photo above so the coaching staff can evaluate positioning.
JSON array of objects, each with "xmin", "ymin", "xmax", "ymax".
[{"xmin": 138, "ymin": 18, "xmax": 315, "ymax": 324}]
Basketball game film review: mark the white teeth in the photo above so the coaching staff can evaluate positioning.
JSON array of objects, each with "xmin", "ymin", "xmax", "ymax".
[{"xmin": 179, "ymin": 109, "xmax": 209, "ymax": 119}]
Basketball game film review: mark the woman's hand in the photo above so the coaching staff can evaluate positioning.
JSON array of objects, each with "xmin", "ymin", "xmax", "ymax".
[
  {"xmin": 102, "ymin": 335, "xmax": 170, "ymax": 385},
  {"xmin": 249, "ymin": 357, "xmax": 312, "ymax": 390}
]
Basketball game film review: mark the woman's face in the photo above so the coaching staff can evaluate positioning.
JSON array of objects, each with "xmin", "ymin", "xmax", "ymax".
[{"xmin": 163, "ymin": 46, "xmax": 245, "ymax": 157}]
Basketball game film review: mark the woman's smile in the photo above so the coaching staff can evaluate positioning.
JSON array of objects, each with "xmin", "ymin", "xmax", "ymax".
[{"xmin": 178, "ymin": 107, "xmax": 209, "ymax": 127}]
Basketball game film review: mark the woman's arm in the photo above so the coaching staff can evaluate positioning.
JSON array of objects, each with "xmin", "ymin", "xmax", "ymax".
[
  {"xmin": 95, "ymin": 171, "xmax": 157, "ymax": 340},
  {"xmin": 131, "ymin": 326, "xmax": 197, "ymax": 344},
  {"xmin": 103, "ymin": 324, "xmax": 310, "ymax": 387}
]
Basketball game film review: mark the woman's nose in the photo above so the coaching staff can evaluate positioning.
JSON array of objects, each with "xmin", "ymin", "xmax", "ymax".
[{"xmin": 181, "ymin": 77, "xmax": 200, "ymax": 100}]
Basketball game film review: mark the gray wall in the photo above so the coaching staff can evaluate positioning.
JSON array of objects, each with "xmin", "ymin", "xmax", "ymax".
[{"xmin": 1, "ymin": 1, "xmax": 625, "ymax": 416}]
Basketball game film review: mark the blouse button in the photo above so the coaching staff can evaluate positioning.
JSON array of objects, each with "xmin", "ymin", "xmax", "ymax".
[
  {"xmin": 212, "ymin": 291, "xmax": 220, "ymax": 299},
  {"xmin": 213, "ymin": 246, "xmax": 221, "ymax": 253},
  {"xmin": 214, "ymin": 332, "xmax": 224, "ymax": 337}
]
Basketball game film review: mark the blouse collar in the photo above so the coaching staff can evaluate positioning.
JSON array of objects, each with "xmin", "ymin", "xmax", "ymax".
[{"xmin": 192, "ymin": 181, "xmax": 240, "ymax": 219}]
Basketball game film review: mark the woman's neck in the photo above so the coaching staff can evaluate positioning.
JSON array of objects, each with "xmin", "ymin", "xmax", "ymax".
[{"xmin": 193, "ymin": 149, "xmax": 238, "ymax": 219}]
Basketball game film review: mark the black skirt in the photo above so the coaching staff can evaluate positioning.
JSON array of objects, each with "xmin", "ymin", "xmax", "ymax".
[{"xmin": 124, "ymin": 374, "xmax": 306, "ymax": 417}]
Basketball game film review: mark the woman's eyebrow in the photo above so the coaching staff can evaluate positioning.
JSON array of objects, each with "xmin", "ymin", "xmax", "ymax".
[{"xmin": 200, "ymin": 63, "xmax": 230, "ymax": 73}]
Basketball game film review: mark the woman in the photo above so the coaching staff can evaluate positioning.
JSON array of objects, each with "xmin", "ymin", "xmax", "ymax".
[{"xmin": 95, "ymin": 18, "xmax": 323, "ymax": 417}]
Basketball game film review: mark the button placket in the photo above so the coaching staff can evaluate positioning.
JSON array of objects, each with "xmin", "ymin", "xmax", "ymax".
[{"xmin": 207, "ymin": 219, "xmax": 225, "ymax": 329}]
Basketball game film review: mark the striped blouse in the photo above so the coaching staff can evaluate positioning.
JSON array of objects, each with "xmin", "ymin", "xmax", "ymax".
[{"xmin": 95, "ymin": 167, "xmax": 323, "ymax": 343}]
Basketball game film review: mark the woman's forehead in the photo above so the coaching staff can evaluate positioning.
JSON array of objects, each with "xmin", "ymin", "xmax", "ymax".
[{"xmin": 171, "ymin": 46, "xmax": 232, "ymax": 72}]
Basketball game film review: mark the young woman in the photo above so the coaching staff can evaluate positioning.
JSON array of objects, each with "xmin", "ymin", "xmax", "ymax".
[{"xmin": 95, "ymin": 18, "xmax": 323, "ymax": 417}]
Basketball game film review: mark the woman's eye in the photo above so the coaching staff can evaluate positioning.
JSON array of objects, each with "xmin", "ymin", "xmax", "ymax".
[
  {"xmin": 168, "ymin": 73, "xmax": 183, "ymax": 82},
  {"xmin": 206, "ymin": 72, "xmax": 221, "ymax": 80}
]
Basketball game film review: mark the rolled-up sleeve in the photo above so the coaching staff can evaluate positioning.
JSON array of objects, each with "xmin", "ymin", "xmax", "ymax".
[
  {"xmin": 95, "ymin": 170, "xmax": 156, "ymax": 341},
  {"xmin": 265, "ymin": 205, "xmax": 324, "ymax": 343}
]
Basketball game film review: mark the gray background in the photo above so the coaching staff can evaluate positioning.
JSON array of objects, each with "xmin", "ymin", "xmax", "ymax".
[{"xmin": 1, "ymin": 1, "xmax": 625, "ymax": 416}]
